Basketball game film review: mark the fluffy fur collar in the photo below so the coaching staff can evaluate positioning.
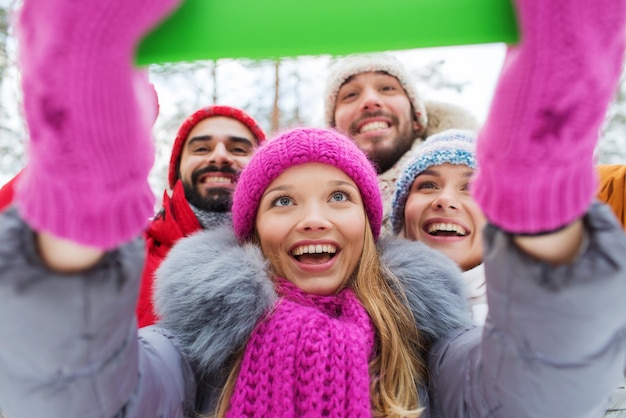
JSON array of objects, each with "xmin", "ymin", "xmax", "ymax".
[
  {"xmin": 154, "ymin": 227, "xmax": 471, "ymax": 376},
  {"xmin": 423, "ymin": 100, "xmax": 480, "ymax": 138}
]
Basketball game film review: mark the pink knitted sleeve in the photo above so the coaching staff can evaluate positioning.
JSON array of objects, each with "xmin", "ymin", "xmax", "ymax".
[
  {"xmin": 472, "ymin": 0, "xmax": 626, "ymax": 234},
  {"xmin": 14, "ymin": 0, "xmax": 180, "ymax": 249}
]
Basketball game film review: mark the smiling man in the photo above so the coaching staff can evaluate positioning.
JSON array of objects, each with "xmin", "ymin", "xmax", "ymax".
[
  {"xmin": 325, "ymin": 53, "xmax": 479, "ymax": 234},
  {"xmin": 136, "ymin": 105, "xmax": 266, "ymax": 327}
]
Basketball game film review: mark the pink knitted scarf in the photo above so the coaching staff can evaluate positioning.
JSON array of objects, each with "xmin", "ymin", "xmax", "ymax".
[{"xmin": 226, "ymin": 280, "xmax": 375, "ymax": 417}]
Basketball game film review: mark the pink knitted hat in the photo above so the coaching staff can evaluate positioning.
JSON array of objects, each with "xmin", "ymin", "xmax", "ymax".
[
  {"xmin": 168, "ymin": 105, "xmax": 266, "ymax": 188},
  {"xmin": 232, "ymin": 128, "xmax": 383, "ymax": 241}
]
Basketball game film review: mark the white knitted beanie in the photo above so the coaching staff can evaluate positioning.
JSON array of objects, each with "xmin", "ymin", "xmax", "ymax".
[{"xmin": 324, "ymin": 53, "xmax": 428, "ymax": 130}]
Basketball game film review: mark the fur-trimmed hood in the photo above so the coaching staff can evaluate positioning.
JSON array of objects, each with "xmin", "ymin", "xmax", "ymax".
[
  {"xmin": 423, "ymin": 100, "xmax": 480, "ymax": 139},
  {"xmin": 154, "ymin": 226, "xmax": 471, "ymax": 376}
]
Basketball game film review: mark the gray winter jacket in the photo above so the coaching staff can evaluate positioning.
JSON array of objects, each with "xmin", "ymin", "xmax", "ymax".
[{"xmin": 0, "ymin": 202, "xmax": 625, "ymax": 417}]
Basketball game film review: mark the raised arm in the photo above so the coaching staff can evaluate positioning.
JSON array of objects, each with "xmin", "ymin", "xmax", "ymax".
[
  {"xmin": 430, "ymin": 0, "xmax": 626, "ymax": 416},
  {"xmin": 472, "ymin": 0, "xmax": 626, "ymax": 245},
  {"xmin": 477, "ymin": 0, "xmax": 624, "ymax": 266},
  {"xmin": 14, "ymin": 0, "xmax": 177, "ymax": 250},
  {"xmin": 37, "ymin": 232, "xmax": 104, "ymax": 273},
  {"xmin": 512, "ymin": 219, "xmax": 584, "ymax": 265},
  {"xmin": 0, "ymin": 0, "xmax": 189, "ymax": 416}
]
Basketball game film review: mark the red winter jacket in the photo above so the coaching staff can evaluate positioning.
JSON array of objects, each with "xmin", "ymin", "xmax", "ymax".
[
  {"xmin": 0, "ymin": 171, "xmax": 22, "ymax": 212},
  {"xmin": 136, "ymin": 181, "xmax": 202, "ymax": 327}
]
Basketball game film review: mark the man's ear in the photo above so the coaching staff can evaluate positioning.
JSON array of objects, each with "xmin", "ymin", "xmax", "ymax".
[{"xmin": 413, "ymin": 112, "xmax": 426, "ymax": 136}]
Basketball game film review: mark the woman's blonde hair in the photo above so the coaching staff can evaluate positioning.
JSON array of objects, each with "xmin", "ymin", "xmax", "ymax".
[
  {"xmin": 355, "ymin": 221, "xmax": 426, "ymax": 417},
  {"xmin": 212, "ymin": 220, "xmax": 426, "ymax": 418}
]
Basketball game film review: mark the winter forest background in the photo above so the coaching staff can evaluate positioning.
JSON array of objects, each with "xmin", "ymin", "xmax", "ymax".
[{"xmin": 1, "ymin": 0, "xmax": 625, "ymax": 199}]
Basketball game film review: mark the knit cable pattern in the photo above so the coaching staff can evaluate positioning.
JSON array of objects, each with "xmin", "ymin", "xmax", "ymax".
[
  {"xmin": 227, "ymin": 280, "xmax": 375, "ymax": 417},
  {"xmin": 233, "ymin": 128, "xmax": 382, "ymax": 242},
  {"xmin": 391, "ymin": 129, "xmax": 476, "ymax": 235},
  {"xmin": 472, "ymin": 0, "xmax": 626, "ymax": 233},
  {"xmin": 15, "ymin": 0, "xmax": 181, "ymax": 248}
]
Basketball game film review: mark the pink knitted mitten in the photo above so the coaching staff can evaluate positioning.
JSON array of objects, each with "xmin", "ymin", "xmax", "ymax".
[
  {"xmin": 15, "ymin": 0, "xmax": 180, "ymax": 248},
  {"xmin": 472, "ymin": 0, "xmax": 626, "ymax": 233}
]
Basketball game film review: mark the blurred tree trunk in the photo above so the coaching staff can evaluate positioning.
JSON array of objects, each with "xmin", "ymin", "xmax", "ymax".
[
  {"xmin": 0, "ymin": 1, "xmax": 27, "ymax": 183},
  {"xmin": 211, "ymin": 60, "xmax": 218, "ymax": 104},
  {"xmin": 270, "ymin": 58, "xmax": 281, "ymax": 134},
  {"xmin": 292, "ymin": 58, "xmax": 302, "ymax": 126}
]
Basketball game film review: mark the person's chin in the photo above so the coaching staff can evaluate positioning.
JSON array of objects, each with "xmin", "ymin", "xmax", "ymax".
[
  {"xmin": 355, "ymin": 129, "xmax": 393, "ymax": 144},
  {"xmin": 201, "ymin": 187, "xmax": 233, "ymax": 198}
]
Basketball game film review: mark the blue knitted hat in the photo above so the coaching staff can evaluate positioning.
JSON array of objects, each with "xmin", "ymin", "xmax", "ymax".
[{"xmin": 390, "ymin": 129, "xmax": 477, "ymax": 235}]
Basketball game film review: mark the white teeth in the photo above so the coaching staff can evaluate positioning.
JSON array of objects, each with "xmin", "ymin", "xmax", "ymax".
[
  {"xmin": 359, "ymin": 121, "xmax": 388, "ymax": 133},
  {"xmin": 203, "ymin": 176, "xmax": 231, "ymax": 184},
  {"xmin": 292, "ymin": 244, "xmax": 338, "ymax": 256},
  {"xmin": 427, "ymin": 223, "xmax": 467, "ymax": 236}
]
